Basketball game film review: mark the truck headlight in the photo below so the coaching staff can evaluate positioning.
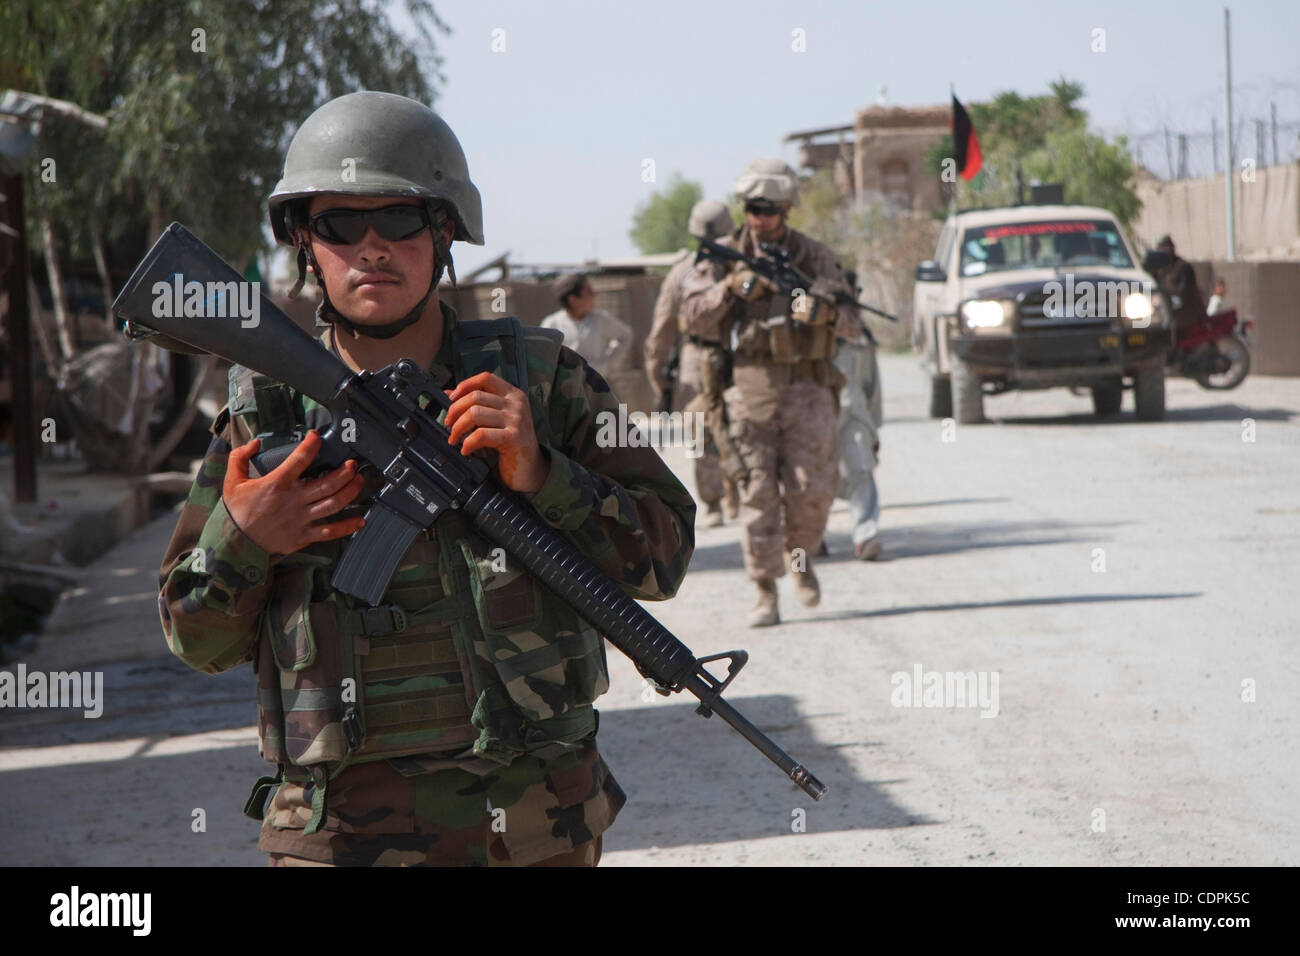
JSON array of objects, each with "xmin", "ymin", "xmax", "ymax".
[
  {"xmin": 1122, "ymin": 292, "xmax": 1153, "ymax": 326},
  {"xmin": 961, "ymin": 299, "xmax": 1012, "ymax": 331}
]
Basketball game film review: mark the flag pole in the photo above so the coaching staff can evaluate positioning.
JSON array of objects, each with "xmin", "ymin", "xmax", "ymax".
[{"xmin": 948, "ymin": 84, "xmax": 958, "ymax": 214}]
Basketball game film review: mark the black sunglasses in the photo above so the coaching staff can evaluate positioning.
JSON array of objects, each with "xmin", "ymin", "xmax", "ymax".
[
  {"xmin": 745, "ymin": 202, "xmax": 783, "ymax": 217},
  {"xmin": 308, "ymin": 204, "xmax": 431, "ymax": 245}
]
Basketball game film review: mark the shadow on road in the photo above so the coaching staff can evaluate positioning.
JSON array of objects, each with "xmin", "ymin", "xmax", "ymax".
[
  {"xmin": 868, "ymin": 518, "xmax": 1129, "ymax": 561},
  {"xmin": 0, "ymin": 690, "xmax": 928, "ymax": 862},
  {"xmin": 1163, "ymin": 404, "xmax": 1294, "ymax": 423},
  {"xmin": 598, "ymin": 694, "xmax": 931, "ymax": 850},
  {"xmin": 996, "ymin": 403, "xmax": 1293, "ymax": 426},
  {"xmin": 690, "ymin": 517, "xmax": 1126, "ymax": 572},
  {"xmin": 882, "ymin": 497, "xmax": 1012, "ymax": 511},
  {"xmin": 790, "ymin": 591, "xmax": 1201, "ymax": 625},
  {"xmin": 0, "ymin": 653, "xmax": 256, "ymax": 749},
  {"xmin": 0, "ymin": 736, "xmax": 268, "ymax": 865}
]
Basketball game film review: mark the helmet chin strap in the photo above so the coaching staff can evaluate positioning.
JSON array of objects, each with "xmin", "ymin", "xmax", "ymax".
[{"xmin": 290, "ymin": 206, "xmax": 457, "ymax": 340}]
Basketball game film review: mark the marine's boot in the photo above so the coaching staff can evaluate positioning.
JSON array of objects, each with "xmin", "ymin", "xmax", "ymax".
[
  {"xmin": 703, "ymin": 502, "xmax": 724, "ymax": 528},
  {"xmin": 723, "ymin": 480, "xmax": 740, "ymax": 520},
  {"xmin": 854, "ymin": 538, "xmax": 883, "ymax": 561},
  {"xmin": 792, "ymin": 563, "xmax": 821, "ymax": 607},
  {"xmin": 747, "ymin": 578, "xmax": 779, "ymax": 627}
]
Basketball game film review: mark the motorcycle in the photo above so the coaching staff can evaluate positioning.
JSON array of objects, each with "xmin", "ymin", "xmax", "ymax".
[
  {"xmin": 1171, "ymin": 308, "xmax": 1253, "ymax": 390},
  {"xmin": 1142, "ymin": 249, "xmax": 1252, "ymax": 390}
]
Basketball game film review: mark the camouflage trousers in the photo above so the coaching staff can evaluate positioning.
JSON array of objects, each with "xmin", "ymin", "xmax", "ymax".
[
  {"xmin": 724, "ymin": 376, "xmax": 839, "ymax": 580},
  {"xmin": 675, "ymin": 341, "xmax": 724, "ymax": 507},
  {"xmin": 268, "ymin": 834, "xmax": 603, "ymax": 867}
]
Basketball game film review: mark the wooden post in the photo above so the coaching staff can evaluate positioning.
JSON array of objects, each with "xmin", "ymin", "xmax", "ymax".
[{"xmin": 2, "ymin": 174, "xmax": 38, "ymax": 502}]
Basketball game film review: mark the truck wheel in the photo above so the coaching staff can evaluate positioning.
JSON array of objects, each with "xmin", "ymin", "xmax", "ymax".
[
  {"xmin": 951, "ymin": 356, "xmax": 985, "ymax": 424},
  {"xmin": 1091, "ymin": 380, "xmax": 1123, "ymax": 416},
  {"xmin": 1133, "ymin": 364, "xmax": 1166, "ymax": 422},
  {"xmin": 929, "ymin": 375, "xmax": 953, "ymax": 418}
]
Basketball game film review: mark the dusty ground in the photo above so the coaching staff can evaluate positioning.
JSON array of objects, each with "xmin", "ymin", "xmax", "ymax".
[{"xmin": 2, "ymin": 353, "xmax": 1297, "ymax": 866}]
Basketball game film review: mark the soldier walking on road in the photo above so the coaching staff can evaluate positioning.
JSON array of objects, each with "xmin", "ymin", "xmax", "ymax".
[
  {"xmin": 156, "ymin": 92, "xmax": 695, "ymax": 866},
  {"xmin": 679, "ymin": 159, "xmax": 860, "ymax": 627},
  {"xmin": 644, "ymin": 199, "xmax": 739, "ymax": 527}
]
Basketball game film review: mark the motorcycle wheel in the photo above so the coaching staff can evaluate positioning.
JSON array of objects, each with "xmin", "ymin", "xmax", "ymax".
[{"xmin": 1194, "ymin": 334, "xmax": 1251, "ymax": 390}]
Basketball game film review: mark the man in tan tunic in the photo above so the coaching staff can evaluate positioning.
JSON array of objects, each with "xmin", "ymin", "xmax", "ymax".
[
  {"xmin": 678, "ymin": 159, "xmax": 858, "ymax": 626},
  {"xmin": 541, "ymin": 274, "xmax": 635, "ymax": 380},
  {"xmin": 644, "ymin": 199, "xmax": 738, "ymax": 526}
]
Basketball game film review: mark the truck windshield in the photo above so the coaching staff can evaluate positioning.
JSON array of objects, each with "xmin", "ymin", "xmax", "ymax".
[{"xmin": 959, "ymin": 220, "xmax": 1134, "ymax": 276}]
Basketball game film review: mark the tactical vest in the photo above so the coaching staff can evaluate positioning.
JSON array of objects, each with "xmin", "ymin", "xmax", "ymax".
[
  {"xmin": 730, "ymin": 227, "xmax": 836, "ymax": 366},
  {"xmin": 235, "ymin": 317, "xmax": 609, "ymax": 832}
]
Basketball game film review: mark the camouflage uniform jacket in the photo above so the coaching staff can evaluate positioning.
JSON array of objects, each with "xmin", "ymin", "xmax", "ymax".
[{"xmin": 156, "ymin": 303, "xmax": 696, "ymax": 865}]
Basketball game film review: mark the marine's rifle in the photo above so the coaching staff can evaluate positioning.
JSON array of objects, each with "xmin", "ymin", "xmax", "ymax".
[
  {"xmin": 654, "ymin": 345, "xmax": 679, "ymax": 414},
  {"xmin": 113, "ymin": 223, "xmax": 827, "ymax": 802},
  {"xmin": 695, "ymin": 235, "xmax": 899, "ymax": 338}
]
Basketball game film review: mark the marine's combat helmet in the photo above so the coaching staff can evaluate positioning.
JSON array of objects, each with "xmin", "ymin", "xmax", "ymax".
[
  {"xmin": 268, "ymin": 90, "xmax": 484, "ymax": 339},
  {"xmin": 732, "ymin": 158, "xmax": 800, "ymax": 207},
  {"xmin": 688, "ymin": 200, "xmax": 735, "ymax": 240}
]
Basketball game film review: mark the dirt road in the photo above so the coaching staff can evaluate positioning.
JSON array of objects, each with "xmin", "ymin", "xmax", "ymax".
[{"xmin": 3, "ymin": 354, "xmax": 1296, "ymax": 866}]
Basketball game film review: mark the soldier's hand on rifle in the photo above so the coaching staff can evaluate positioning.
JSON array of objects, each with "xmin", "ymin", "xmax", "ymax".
[
  {"xmin": 728, "ymin": 269, "xmax": 777, "ymax": 302},
  {"xmin": 791, "ymin": 293, "xmax": 836, "ymax": 327},
  {"xmin": 223, "ymin": 430, "xmax": 368, "ymax": 554},
  {"xmin": 445, "ymin": 371, "xmax": 551, "ymax": 495}
]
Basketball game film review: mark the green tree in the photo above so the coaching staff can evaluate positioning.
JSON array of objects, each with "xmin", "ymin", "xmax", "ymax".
[
  {"xmin": 0, "ymin": 0, "xmax": 448, "ymax": 472},
  {"xmin": 926, "ymin": 78, "xmax": 1140, "ymax": 228},
  {"xmin": 6, "ymin": 0, "xmax": 448, "ymax": 269},
  {"xmin": 629, "ymin": 174, "xmax": 702, "ymax": 254},
  {"xmin": 787, "ymin": 167, "xmax": 844, "ymax": 250}
]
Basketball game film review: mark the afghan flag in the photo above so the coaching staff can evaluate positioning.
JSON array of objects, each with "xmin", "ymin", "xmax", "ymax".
[{"xmin": 951, "ymin": 94, "xmax": 982, "ymax": 181}]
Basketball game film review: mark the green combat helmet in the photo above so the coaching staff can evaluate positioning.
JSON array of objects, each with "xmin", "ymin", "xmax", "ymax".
[
  {"xmin": 688, "ymin": 199, "xmax": 735, "ymax": 240},
  {"xmin": 733, "ymin": 158, "xmax": 800, "ymax": 206},
  {"xmin": 267, "ymin": 90, "xmax": 484, "ymax": 339}
]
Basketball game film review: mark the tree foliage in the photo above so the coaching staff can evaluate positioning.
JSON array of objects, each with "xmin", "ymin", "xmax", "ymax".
[
  {"xmin": 926, "ymin": 78, "xmax": 1141, "ymax": 228},
  {"xmin": 0, "ymin": 0, "xmax": 449, "ymax": 473},
  {"xmin": 629, "ymin": 174, "xmax": 703, "ymax": 254},
  {"xmin": 788, "ymin": 169, "xmax": 940, "ymax": 350},
  {"xmin": 3, "ymin": 0, "xmax": 448, "ymax": 266}
]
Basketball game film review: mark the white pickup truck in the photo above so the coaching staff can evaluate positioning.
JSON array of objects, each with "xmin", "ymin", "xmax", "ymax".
[{"xmin": 913, "ymin": 203, "xmax": 1170, "ymax": 423}]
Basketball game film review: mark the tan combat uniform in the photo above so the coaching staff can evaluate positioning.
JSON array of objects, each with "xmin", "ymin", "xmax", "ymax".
[
  {"xmin": 679, "ymin": 225, "xmax": 857, "ymax": 581},
  {"xmin": 644, "ymin": 253, "xmax": 726, "ymax": 508}
]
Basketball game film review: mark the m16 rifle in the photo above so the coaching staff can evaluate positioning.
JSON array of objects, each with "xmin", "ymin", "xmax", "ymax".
[
  {"xmin": 655, "ymin": 345, "xmax": 679, "ymax": 415},
  {"xmin": 695, "ymin": 235, "xmax": 898, "ymax": 343}
]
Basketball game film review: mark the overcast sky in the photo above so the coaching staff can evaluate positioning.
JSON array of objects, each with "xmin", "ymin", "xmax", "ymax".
[{"xmin": 411, "ymin": 0, "xmax": 1300, "ymax": 275}]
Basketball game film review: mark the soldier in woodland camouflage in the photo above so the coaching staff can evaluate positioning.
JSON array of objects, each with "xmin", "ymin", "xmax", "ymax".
[
  {"xmin": 643, "ymin": 200, "xmax": 739, "ymax": 526},
  {"xmin": 156, "ymin": 92, "xmax": 694, "ymax": 866},
  {"xmin": 678, "ymin": 159, "xmax": 858, "ymax": 627}
]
